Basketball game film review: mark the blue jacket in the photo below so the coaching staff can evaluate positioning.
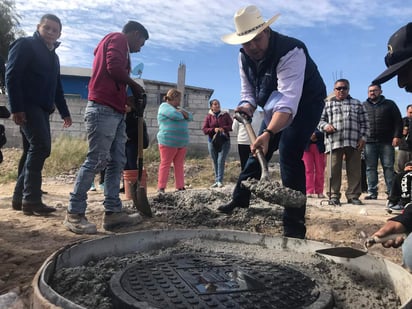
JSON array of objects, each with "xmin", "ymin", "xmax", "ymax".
[{"xmin": 6, "ymin": 31, "xmax": 70, "ymax": 118}]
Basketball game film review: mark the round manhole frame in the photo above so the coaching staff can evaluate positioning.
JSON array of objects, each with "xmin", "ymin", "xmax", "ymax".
[
  {"xmin": 33, "ymin": 229, "xmax": 412, "ymax": 309},
  {"xmin": 109, "ymin": 252, "xmax": 334, "ymax": 309}
]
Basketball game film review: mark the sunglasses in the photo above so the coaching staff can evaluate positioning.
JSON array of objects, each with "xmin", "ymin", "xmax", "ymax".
[{"xmin": 335, "ymin": 87, "xmax": 348, "ymax": 91}]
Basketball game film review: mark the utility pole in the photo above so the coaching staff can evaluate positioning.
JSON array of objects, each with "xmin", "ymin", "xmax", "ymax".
[{"xmin": 177, "ymin": 62, "xmax": 186, "ymax": 106}]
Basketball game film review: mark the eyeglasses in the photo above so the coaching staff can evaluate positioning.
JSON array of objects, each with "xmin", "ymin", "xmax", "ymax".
[{"xmin": 335, "ymin": 87, "xmax": 348, "ymax": 91}]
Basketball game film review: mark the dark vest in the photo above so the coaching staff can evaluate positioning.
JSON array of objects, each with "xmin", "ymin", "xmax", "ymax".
[{"xmin": 240, "ymin": 30, "xmax": 326, "ymax": 109}]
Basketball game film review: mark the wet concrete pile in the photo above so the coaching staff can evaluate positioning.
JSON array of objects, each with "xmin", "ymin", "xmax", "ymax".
[{"xmin": 148, "ymin": 189, "xmax": 283, "ymax": 233}]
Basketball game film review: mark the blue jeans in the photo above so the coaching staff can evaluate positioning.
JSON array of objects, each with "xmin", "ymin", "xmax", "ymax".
[
  {"xmin": 365, "ymin": 143, "xmax": 395, "ymax": 195},
  {"xmin": 231, "ymin": 100, "xmax": 324, "ymax": 239},
  {"xmin": 68, "ymin": 102, "xmax": 126, "ymax": 213},
  {"xmin": 403, "ymin": 233, "xmax": 412, "ymax": 270},
  {"xmin": 13, "ymin": 105, "xmax": 51, "ymax": 203},
  {"xmin": 208, "ymin": 139, "xmax": 230, "ymax": 183}
]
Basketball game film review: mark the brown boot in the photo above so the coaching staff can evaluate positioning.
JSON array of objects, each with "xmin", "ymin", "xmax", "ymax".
[{"xmin": 22, "ymin": 202, "xmax": 56, "ymax": 215}]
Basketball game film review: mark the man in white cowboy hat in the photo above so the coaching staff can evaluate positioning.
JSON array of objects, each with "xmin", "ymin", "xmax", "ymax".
[
  {"xmin": 371, "ymin": 23, "xmax": 412, "ymax": 271},
  {"xmin": 217, "ymin": 5, "xmax": 326, "ymax": 239}
]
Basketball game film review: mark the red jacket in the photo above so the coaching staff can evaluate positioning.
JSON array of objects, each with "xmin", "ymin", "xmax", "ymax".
[
  {"xmin": 202, "ymin": 110, "xmax": 233, "ymax": 141},
  {"xmin": 88, "ymin": 32, "xmax": 131, "ymax": 114}
]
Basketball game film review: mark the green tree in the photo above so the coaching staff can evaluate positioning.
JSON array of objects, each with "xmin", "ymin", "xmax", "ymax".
[{"xmin": 0, "ymin": 0, "xmax": 24, "ymax": 60}]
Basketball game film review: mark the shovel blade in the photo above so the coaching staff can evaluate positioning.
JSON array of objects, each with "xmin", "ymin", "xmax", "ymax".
[
  {"xmin": 132, "ymin": 182, "xmax": 152, "ymax": 217},
  {"xmin": 316, "ymin": 247, "xmax": 367, "ymax": 258}
]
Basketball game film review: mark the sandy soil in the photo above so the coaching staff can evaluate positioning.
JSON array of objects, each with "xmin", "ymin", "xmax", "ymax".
[{"xmin": 0, "ymin": 174, "xmax": 404, "ymax": 308}]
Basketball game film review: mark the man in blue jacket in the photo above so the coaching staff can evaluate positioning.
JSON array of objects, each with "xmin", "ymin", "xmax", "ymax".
[
  {"xmin": 218, "ymin": 5, "xmax": 326, "ymax": 239},
  {"xmin": 6, "ymin": 14, "xmax": 72, "ymax": 215}
]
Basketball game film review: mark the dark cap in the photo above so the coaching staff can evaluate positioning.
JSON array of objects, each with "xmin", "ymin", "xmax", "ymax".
[
  {"xmin": 373, "ymin": 23, "xmax": 412, "ymax": 84},
  {"xmin": 405, "ymin": 161, "xmax": 412, "ymax": 168}
]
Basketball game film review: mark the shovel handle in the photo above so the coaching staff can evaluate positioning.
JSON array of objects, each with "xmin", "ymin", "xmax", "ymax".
[
  {"xmin": 234, "ymin": 112, "xmax": 269, "ymax": 180},
  {"xmin": 365, "ymin": 233, "xmax": 406, "ymax": 247}
]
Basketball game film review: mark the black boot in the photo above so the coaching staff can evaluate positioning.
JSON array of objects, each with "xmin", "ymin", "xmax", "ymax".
[
  {"xmin": 217, "ymin": 201, "xmax": 247, "ymax": 214},
  {"xmin": 22, "ymin": 202, "xmax": 56, "ymax": 215}
]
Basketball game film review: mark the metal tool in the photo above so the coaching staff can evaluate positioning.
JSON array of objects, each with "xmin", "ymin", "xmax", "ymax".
[
  {"xmin": 320, "ymin": 133, "xmax": 340, "ymax": 206},
  {"xmin": 315, "ymin": 233, "xmax": 406, "ymax": 258},
  {"xmin": 233, "ymin": 112, "xmax": 268, "ymax": 180},
  {"xmin": 132, "ymin": 93, "xmax": 152, "ymax": 217},
  {"xmin": 233, "ymin": 112, "xmax": 306, "ymax": 208}
]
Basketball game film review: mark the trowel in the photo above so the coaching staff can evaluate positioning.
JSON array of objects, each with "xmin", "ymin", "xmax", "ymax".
[{"xmin": 315, "ymin": 233, "xmax": 406, "ymax": 258}]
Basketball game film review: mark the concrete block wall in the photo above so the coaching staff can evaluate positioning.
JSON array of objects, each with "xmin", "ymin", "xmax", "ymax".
[{"xmin": 0, "ymin": 83, "xmax": 263, "ymax": 157}]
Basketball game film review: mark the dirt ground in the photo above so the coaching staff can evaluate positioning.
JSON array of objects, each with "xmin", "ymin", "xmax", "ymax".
[{"xmin": 0, "ymin": 171, "xmax": 405, "ymax": 308}]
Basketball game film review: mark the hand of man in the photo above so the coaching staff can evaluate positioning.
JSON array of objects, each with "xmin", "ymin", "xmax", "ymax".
[
  {"xmin": 357, "ymin": 138, "xmax": 366, "ymax": 151},
  {"xmin": 63, "ymin": 116, "xmax": 72, "ymax": 128},
  {"xmin": 324, "ymin": 124, "xmax": 336, "ymax": 134},
  {"xmin": 12, "ymin": 112, "xmax": 26, "ymax": 125},
  {"xmin": 252, "ymin": 133, "xmax": 270, "ymax": 156},
  {"xmin": 235, "ymin": 103, "xmax": 254, "ymax": 118},
  {"xmin": 372, "ymin": 220, "xmax": 406, "ymax": 248}
]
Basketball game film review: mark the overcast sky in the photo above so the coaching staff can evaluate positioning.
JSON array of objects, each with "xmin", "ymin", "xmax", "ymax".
[{"xmin": 13, "ymin": 0, "xmax": 412, "ymax": 112}]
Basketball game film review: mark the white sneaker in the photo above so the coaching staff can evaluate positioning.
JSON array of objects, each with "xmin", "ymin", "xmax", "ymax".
[
  {"xmin": 210, "ymin": 182, "xmax": 218, "ymax": 188},
  {"xmin": 64, "ymin": 213, "xmax": 97, "ymax": 234},
  {"xmin": 102, "ymin": 210, "xmax": 143, "ymax": 231},
  {"xmin": 217, "ymin": 182, "xmax": 224, "ymax": 188}
]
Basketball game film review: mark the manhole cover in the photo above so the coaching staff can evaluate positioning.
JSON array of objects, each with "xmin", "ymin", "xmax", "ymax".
[{"xmin": 110, "ymin": 253, "xmax": 333, "ymax": 308}]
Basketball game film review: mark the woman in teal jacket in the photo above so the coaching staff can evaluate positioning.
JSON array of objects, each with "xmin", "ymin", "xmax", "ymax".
[{"xmin": 157, "ymin": 88, "xmax": 193, "ymax": 192}]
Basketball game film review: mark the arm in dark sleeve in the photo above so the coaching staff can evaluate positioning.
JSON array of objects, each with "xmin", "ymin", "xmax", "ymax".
[
  {"xmin": 392, "ymin": 102, "xmax": 403, "ymax": 138},
  {"xmin": 5, "ymin": 38, "xmax": 32, "ymax": 113},
  {"xmin": 221, "ymin": 113, "xmax": 233, "ymax": 133},
  {"xmin": 390, "ymin": 204, "xmax": 412, "ymax": 232},
  {"xmin": 54, "ymin": 66, "xmax": 71, "ymax": 119},
  {"xmin": 202, "ymin": 115, "xmax": 214, "ymax": 136}
]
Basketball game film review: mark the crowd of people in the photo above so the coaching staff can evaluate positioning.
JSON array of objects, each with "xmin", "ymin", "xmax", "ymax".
[{"xmin": 2, "ymin": 6, "xmax": 412, "ymax": 270}]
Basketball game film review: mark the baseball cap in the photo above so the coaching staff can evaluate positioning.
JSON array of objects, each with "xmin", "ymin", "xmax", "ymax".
[
  {"xmin": 373, "ymin": 23, "xmax": 412, "ymax": 84},
  {"xmin": 405, "ymin": 161, "xmax": 412, "ymax": 168}
]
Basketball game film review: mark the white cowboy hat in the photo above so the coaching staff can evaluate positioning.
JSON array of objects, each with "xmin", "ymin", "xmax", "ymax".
[{"xmin": 221, "ymin": 5, "xmax": 280, "ymax": 45}]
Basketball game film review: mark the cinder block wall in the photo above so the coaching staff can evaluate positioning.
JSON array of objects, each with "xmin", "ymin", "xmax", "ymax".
[{"xmin": 0, "ymin": 82, "xmax": 263, "ymax": 157}]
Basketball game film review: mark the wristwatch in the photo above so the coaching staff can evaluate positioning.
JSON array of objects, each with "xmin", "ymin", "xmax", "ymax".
[{"xmin": 262, "ymin": 129, "xmax": 275, "ymax": 137}]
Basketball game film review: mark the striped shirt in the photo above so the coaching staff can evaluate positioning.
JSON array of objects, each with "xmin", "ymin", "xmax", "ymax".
[
  {"xmin": 318, "ymin": 96, "xmax": 368, "ymax": 152},
  {"xmin": 157, "ymin": 102, "xmax": 193, "ymax": 148}
]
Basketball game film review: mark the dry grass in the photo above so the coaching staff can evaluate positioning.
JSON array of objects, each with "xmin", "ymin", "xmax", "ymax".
[{"xmin": 0, "ymin": 136, "xmax": 243, "ymax": 187}]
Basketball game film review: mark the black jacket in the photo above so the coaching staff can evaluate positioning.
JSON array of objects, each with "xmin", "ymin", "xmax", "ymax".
[
  {"xmin": 399, "ymin": 116, "xmax": 412, "ymax": 151},
  {"xmin": 125, "ymin": 110, "xmax": 149, "ymax": 148},
  {"xmin": 363, "ymin": 95, "xmax": 402, "ymax": 143}
]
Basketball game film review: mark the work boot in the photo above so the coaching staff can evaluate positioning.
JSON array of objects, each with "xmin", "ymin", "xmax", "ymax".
[
  {"xmin": 217, "ymin": 201, "xmax": 248, "ymax": 214},
  {"xmin": 12, "ymin": 200, "xmax": 22, "ymax": 211},
  {"xmin": 64, "ymin": 212, "xmax": 97, "ymax": 234},
  {"xmin": 102, "ymin": 210, "xmax": 142, "ymax": 231},
  {"xmin": 22, "ymin": 202, "xmax": 56, "ymax": 215}
]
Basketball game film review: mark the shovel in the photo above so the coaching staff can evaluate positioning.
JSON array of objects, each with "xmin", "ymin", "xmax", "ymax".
[
  {"xmin": 233, "ymin": 112, "xmax": 269, "ymax": 180},
  {"xmin": 233, "ymin": 112, "xmax": 306, "ymax": 208},
  {"xmin": 132, "ymin": 94, "xmax": 152, "ymax": 217},
  {"xmin": 315, "ymin": 233, "xmax": 406, "ymax": 258}
]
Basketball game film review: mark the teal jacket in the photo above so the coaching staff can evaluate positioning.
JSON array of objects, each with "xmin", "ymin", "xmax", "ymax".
[{"xmin": 157, "ymin": 102, "xmax": 193, "ymax": 148}]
